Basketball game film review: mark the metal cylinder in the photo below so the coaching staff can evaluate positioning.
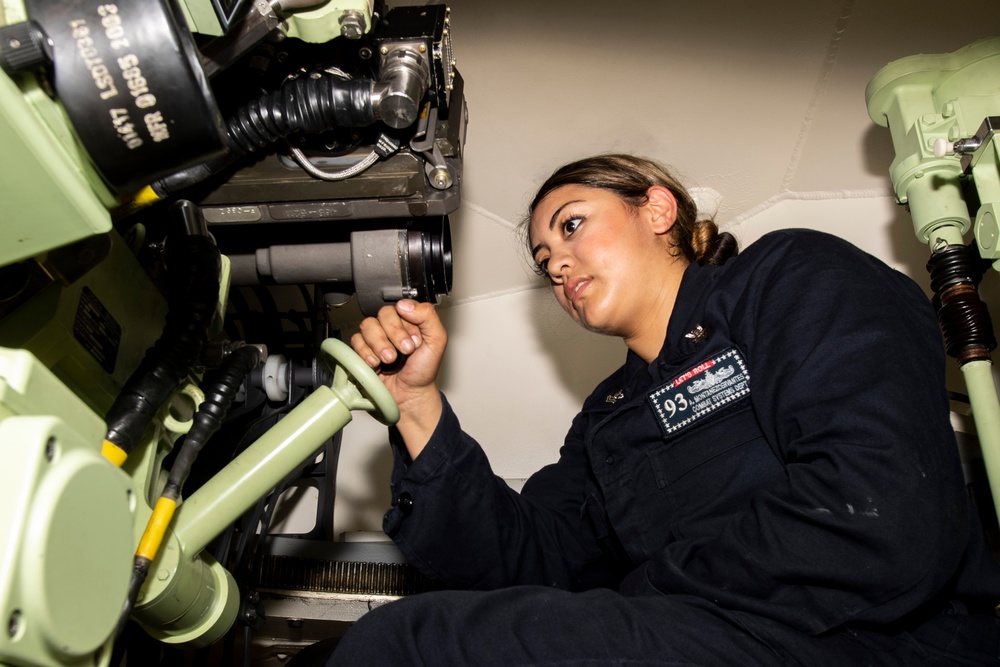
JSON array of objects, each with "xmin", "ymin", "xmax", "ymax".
[
  {"xmin": 374, "ymin": 47, "xmax": 430, "ymax": 129},
  {"xmin": 228, "ymin": 220, "xmax": 451, "ymax": 316},
  {"xmin": 132, "ymin": 541, "xmax": 239, "ymax": 649},
  {"xmin": 22, "ymin": 0, "xmax": 227, "ymax": 193},
  {"xmin": 229, "ymin": 243, "xmax": 353, "ymax": 285}
]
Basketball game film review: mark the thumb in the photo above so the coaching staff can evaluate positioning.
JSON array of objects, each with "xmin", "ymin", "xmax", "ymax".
[{"xmin": 394, "ymin": 299, "xmax": 447, "ymax": 351}]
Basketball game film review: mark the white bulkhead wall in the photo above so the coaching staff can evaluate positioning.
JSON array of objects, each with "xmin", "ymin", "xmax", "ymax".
[{"xmin": 329, "ymin": 0, "xmax": 1000, "ymax": 536}]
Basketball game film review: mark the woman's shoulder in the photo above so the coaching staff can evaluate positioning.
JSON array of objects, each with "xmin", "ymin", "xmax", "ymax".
[
  {"xmin": 726, "ymin": 228, "xmax": 895, "ymax": 282},
  {"xmin": 739, "ymin": 228, "xmax": 865, "ymax": 262}
]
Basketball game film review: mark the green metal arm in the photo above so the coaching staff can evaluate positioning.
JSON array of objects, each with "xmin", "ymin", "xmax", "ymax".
[
  {"xmin": 131, "ymin": 338, "xmax": 398, "ymax": 647},
  {"xmin": 867, "ymin": 37, "xmax": 1000, "ymax": 524}
]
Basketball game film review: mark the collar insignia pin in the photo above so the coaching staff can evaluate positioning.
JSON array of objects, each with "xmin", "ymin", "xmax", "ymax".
[
  {"xmin": 606, "ymin": 390, "xmax": 625, "ymax": 404},
  {"xmin": 685, "ymin": 325, "xmax": 707, "ymax": 343}
]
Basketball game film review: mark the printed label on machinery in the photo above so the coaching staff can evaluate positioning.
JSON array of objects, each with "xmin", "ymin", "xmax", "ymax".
[
  {"xmin": 647, "ymin": 348, "xmax": 750, "ymax": 437},
  {"xmin": 74, "ymin": 287, "xmax": 122, "ymax": 374}
]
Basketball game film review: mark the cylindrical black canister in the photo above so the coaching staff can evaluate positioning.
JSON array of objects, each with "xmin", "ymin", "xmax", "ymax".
[{"xmin": 24, "ymin": 0, "xmax": 227, "ymax": 194}]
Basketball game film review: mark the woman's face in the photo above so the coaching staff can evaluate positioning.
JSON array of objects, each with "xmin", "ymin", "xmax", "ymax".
[{"xmin": 529, "ymin": 184, "xmax": 684, "ymax": 344}]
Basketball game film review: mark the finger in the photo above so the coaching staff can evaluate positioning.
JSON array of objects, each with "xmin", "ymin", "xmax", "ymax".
[
  {"xmin": 378, "ymin": 351, "xmax": 409, "ymax": 375},
  {"xmin": 350, "ymin": 329, "xmax": 383, "ymax": 368},
  {"xmin": 394, "ymin": 300, "xmax": 446, "ymax": 350},
  {"xmin": 358, "ymin": 313, "xmax": 403, "ymax": 364},
  {"xmin": 377, "ymin": 304, "xmax": 418, "ymax": 356}
]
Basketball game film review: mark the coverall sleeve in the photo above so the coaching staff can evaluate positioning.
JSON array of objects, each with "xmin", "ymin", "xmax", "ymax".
[
  {"xmin": 382, "ymin": 394, "xmax": 624, "ymax": 591},
  {"xmin": 623, "ymin": 231, "xmax": 976, "ymax": 634}
]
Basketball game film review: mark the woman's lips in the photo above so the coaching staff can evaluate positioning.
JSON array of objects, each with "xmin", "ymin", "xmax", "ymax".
[{"xmin": 565, "ymin": 277, "xmax": 591, "ymax": 305}]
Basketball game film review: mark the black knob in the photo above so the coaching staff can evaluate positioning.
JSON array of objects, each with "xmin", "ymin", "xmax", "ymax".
[{"xmin": 0, "ymin": 21, "xmax": 52, "ymax": 75}]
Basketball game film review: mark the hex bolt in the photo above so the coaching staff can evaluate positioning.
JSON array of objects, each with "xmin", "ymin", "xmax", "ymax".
[{"xmin": 339, "ymin": 10, "xmax": 366, "ymax": 39}]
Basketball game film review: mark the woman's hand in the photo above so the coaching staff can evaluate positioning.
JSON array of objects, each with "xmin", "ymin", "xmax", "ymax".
[{"xmin": 350, "ymin": 299, "xmax": 446, "ymax": 458}]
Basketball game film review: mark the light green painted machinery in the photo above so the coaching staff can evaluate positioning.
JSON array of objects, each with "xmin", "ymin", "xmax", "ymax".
[
  {"xmin": 867, "ymin": 36, "xmax": 1000, "ymax": 524},
  {"xmin": 0, "ymin": 339, "xmax": 398, "ymax": 667},
  {"xmin": 0, "ymin": 0, "xmax": 464, "ymax": 664}
]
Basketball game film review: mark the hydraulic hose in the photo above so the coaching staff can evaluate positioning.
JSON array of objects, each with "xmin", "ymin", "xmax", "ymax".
[
  {"xmin": 149, "ymin": 75, "xmax": 377, "ymax": 199},
  {"xmin": 103, "ymin": 201, "xmax": 221, "ymax": 464},
  {"xmin": 927, "ymin": 243, "xmax": 997, "ymax": 366}
]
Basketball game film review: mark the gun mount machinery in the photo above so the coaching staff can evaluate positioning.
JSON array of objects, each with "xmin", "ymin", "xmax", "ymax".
[{"xmin": 0, "ymin": 0, "xmax": 466, "ymax": 664}]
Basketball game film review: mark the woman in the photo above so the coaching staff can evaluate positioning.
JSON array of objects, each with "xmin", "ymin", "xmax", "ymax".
[{"xmin": 324, "ymin": 154, "xmax": 1000, "ymax": 664}]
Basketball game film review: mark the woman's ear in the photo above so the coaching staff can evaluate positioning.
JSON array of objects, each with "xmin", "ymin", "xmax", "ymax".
[{"xmin": 644, "ymin": 185, "xmax": 678, "ymax": 235}]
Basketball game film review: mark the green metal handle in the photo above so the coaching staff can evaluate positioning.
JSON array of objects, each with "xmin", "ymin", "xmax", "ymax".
[
  {"xmin": 134, "ymin": 338, "xmax": 399, "ymax": 646},
  {"xmin": 321, "ymin": 338, "xmax": 400, "ymax": 426}
]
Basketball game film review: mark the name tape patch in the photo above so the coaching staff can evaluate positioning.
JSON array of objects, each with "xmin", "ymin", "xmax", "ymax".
[{"xmin": 648, "ymin": 348, "xmax": 750, "ymax": 437}]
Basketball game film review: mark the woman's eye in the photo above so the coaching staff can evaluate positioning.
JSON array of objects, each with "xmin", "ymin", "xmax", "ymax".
[
  {"xmin": 561, "ymin": 217, "xmax": 582, "ymax": 236},
  {"xmin": 535, "ymin": 258, "xmax": 550, "ymax": 276}
]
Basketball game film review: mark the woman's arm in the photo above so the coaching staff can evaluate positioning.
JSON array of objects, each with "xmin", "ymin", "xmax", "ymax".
[
  {"xmin": 352, "ymin": 300, "xmax": 626, "ymax": 590},
  {"xmin": 382, "ymin": 398, "xmax": 625, "ymax": 591},
  {"xmin": 351, "ymin": 299, "xmax": 446, "ymax": 458}
]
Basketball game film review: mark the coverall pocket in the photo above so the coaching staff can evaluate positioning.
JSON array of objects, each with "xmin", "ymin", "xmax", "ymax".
[
  {"xmin": 644, "ymin": 404, "xmax": 784, "ymax": 538},
  {"xmin": 646, "ymin": 403, "xmax": 763, "ymax": 489}
]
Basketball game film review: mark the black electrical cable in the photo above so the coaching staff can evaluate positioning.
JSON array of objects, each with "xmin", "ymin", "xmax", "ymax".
[
  {"xmin": 109, "ymin": 559, "xmax": 153, "ymax": 667},
  {"xmin": 104, "ymin": 200, "xmax": 220, "ymax": 458},
  {"xmin": 163, "ymin": 345, "xmax": 263, "ymax": 500},
  {"xmin": 927, "ymin": 243, "xmax": 997, "ymax": 365}
]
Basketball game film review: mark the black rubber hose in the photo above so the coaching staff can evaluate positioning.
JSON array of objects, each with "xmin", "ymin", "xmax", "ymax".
[
  {"xmin": 151, "ymin": 75, "xmax": 376, "ymax": 198},
  {"xmin": 163, "ymin": 345, "xmax": 262, "ymax": 500},
  {"xmin": 104, "ymin": 201, "xmax": 221, "ymax": 455},
  {"xmin": 226, "ymin": 75, "xmax": 376, "ymax": 154},
  {"xmin": 927, "ymin": 243, "xmax": 997, "ymax": 365}
]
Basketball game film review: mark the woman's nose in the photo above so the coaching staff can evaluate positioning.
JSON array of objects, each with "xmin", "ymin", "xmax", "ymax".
[{"xmin": 547, "ymin": 248, "xmax": 572, "ymax": 282}]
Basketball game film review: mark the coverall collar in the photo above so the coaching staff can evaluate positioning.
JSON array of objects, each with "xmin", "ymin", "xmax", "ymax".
[{"xmin": 622, "ymin": 260, "xmax": 718, "ymax": 385}]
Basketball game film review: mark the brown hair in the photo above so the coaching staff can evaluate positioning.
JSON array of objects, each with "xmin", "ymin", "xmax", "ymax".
[{"xmin": 524, "ymin": 154, "xmax": 738, "ymax": 267}]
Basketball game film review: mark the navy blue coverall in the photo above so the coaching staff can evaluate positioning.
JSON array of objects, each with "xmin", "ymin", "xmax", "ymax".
[{"xmin": 325, "ymin": 230, "xmax": 1000, "ymax": 665}]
